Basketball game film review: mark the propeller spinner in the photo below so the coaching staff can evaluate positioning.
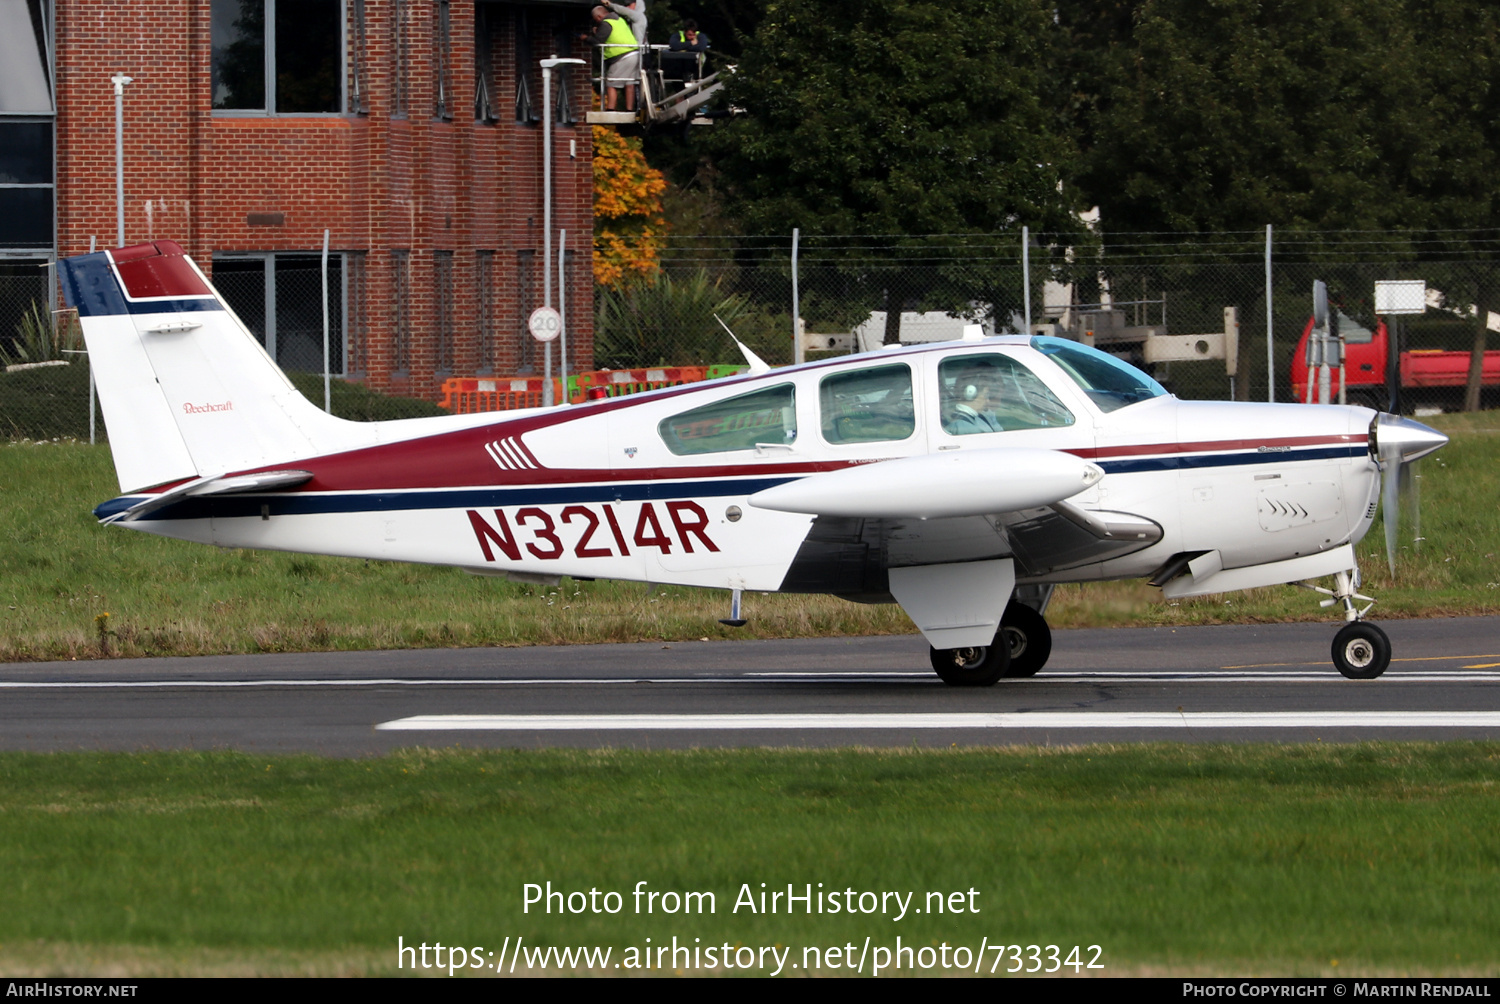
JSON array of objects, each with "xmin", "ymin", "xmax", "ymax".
[{"xmin": 1371, "ymin": 413, "xmax": 1448, "ymax": 573}]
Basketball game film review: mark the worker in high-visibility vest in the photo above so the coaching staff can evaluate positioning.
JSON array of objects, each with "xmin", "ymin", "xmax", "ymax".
[
  {"xmin": 590, "ymin": 3, "xmax": 646, "ymax": 111},
  {"xmin": 663, "ymin": 18, "xmax": 709, "ymax": 82}
]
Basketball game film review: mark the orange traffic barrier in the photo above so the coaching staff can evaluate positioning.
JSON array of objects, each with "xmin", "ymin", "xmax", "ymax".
[{"xmin": 440, "ymin": 365, "xmax": 746, "ymax": 413}]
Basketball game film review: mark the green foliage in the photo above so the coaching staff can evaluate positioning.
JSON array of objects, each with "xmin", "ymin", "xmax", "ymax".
[
  {"xmin": 1061, "ymin": 0, "xmax": 1500, "ymax": 235},
  {"xmin": 710, "ymin": 0, "xmax": 1089, "ymax": 336},
  {"xmin": 717, "ymin": 0, "xmax": 1080, "ymax": 237},
  {"xmin": 1, "ymin": 301, "xmax": 79, "ymax": 367},
  {"xmin": 595, "ymin": 268, "xmax": 792, "ymax": 368},
  {"xmin": 282, "ymin": 373, "xmax": 446, "ymax": 422}
]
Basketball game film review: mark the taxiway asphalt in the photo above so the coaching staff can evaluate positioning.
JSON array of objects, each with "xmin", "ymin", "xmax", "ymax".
[{"xmin": 1, "ymin": 616, "xmax": 1498, "ymax": 754}]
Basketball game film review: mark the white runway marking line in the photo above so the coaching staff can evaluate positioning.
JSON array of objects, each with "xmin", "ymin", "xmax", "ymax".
[
  {"xmin": 5, "ymin": 670, "xmax": 1500, "ymax": 688},
  {"xmin": 376, "ymin": 712, "xmax": 1500, "ymax": 732}
]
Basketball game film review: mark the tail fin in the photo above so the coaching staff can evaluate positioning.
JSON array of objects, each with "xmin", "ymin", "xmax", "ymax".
[{"xmin": 60, "ymin": 241, "xmax": 372, "ymax": 492}]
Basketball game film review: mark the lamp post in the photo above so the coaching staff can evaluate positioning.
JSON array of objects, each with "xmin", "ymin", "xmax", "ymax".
[
  {"xmin": 110, "ymin": 73, "xmax": 133, "ymax": 247},
  {"xmin": 540, "ymin": 56, "xmax": 584, "ymax": 406}
]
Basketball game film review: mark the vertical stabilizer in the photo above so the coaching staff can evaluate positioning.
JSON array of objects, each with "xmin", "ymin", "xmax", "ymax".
[{"xmin": 59, "ymin": 241, "xmax": 372, "ymax": 493}]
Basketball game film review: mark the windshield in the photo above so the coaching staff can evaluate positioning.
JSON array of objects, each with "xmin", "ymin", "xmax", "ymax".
[{"xmin": 1030, "ymin": 336, "xmax": 1169, "ymax": 413}]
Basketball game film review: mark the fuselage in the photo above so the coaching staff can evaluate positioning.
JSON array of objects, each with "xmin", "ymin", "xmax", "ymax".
[{"xmin": 100, "ymin": 337, "xmax": 1382, "ymax": 597}]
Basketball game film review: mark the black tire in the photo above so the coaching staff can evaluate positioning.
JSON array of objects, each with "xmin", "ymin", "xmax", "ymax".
[
  {"xmin": 999, "ymin": 602, "xmax": 1052, "ymax": 678},
  {"xmin": 929, "ymin": 635, "xmax": 1010, "ymax": 686},
  {"xmin": 1332, "ymin": 622, "xmax": 1391, "ymax": 680}
]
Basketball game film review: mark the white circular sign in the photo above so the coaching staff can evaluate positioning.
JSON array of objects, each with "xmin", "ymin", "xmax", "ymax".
[{"xmin": 528, "ymin": 306, "xmax": 562, "ymax": 343}]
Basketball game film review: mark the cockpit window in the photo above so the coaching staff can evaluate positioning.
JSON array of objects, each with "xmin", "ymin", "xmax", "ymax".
[
  {"xmin": 938, "ymin": 353, "xmax": 1075, "ymax": 435},
  {"xmin": 820, "ymin": 363, "xmax": 915, "ymax": 444},
  {"xmin": 1030, "ymin": 336, "xmax": 1168, "ymax": 413},
  {"xmin": 658, "ymin": 384, "xmax": 797, "ymax": 456}
]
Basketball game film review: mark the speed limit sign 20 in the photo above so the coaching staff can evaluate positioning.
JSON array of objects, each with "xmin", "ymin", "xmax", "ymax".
[{"xmin": 528, "ymin": 306, "xmax": 562, "ymax": 343}]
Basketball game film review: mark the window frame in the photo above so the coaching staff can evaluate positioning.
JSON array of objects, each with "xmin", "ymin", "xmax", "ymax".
[
  {"xmin": 817, "ymin": 361, "xmax": 917, "ymax": 447},
  {"xmin": 0, "ymin": 117, "xmax": 54, "ymax": 251},
  {"xmin": 211, "ymin": 250, "xmax": 350, "ymax": 376},
  {"xmin": 211, "ymin": 0, "xmax": 349, "ymax": 118},
  {"xmin": 935, "ymin": 350, "xmax": 1078, "ymax": 437},
  {"xmin": 657, "ymin": 383, "xmax": 800, "ymax": 457}
]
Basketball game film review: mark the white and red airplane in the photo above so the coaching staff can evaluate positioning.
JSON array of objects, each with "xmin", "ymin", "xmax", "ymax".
[{"xmin": 61, "ymin": 240, "xmax": 1449, "ymax": 683}]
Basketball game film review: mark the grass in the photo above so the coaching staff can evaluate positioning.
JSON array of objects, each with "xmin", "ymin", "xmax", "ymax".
[
  {"xmin": 0, "ymin": 744, "xmax": 1497, "ymax": 976},
  {"xmin": 1, "ymin": 413, "xmax": 1496, "ymax": 662}
]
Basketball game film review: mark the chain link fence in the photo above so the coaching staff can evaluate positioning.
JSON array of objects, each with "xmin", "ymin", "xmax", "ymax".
[
  {"xmin": 0, "ymin": 260, "xmax": 96, "ymax": 441},
  {"xmin": 6, "ymin": 232, "xmax": 1497, "ymax": 441},
  {"xmin": 599, "ymin": 231, "xmax": 1499, "ymax": 412}
]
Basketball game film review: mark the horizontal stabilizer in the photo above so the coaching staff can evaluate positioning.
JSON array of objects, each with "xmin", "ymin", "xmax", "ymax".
[
  {"xmin": 749, "ymin": 449, "xmax": 1103, "ymax": 519},
  {"xmin": 105, "ymin": 470, "xmax": 313, "ymax": 523}
]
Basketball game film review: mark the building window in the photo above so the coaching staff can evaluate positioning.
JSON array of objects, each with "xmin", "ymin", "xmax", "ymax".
[
  {"xmin": 0, "ymin": 0, "xmax": 54, "ymax": 251},
  {"xmin": 550, "ymin": 19, "xmax": 576, "ymax": 126},
  {"xmin": 391, "ymin": 0, "xmax": 409, "ymax": 118},
  {"xmin": 212, "ymin": 253, "xmax": 347, "ymax": 375},
  {"xmin": 515, "ymin": 249, "xmax": 535, "ymax": 370},
  {"xmin": 348, "ymin": 0, "xmax": 368, "ymax": 115},
  {"xmin": 211, "ymin": 0, "xmax": 344, "ymax": 114},
  {"xmin": 0, "ymin": 120, "xmax": 52, "ymax": 250},
  {"xmin": 391, "ymin": 249, "xmax": 411, "ymax": 372},
  {"xmin": 514, "ymin": 9, "xmax": 538, "ymax": 125},
  {"xmin": 476, "ymin": 250, "xmax": 495, "ymax": 370},
  {"xmin": 433, "ymin": 0, "xmax": 453, "ymax": 121},
  {"xmin": 0, "ymin": 0, "xmax": 51, "ymax": 116},
  {"xmin": 346, "ymin": 251, "xmax": 368, "ymax": 376},
  {"xmin": 474, "ymin": 3, "xmax": 498, "ymax": 123},
  {"xmin": 434, "ymin": 250, "xmax": 455, "ymax": 372}
]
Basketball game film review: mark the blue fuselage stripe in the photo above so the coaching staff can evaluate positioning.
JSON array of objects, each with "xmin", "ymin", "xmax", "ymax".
[
  {"xmin": 1096, "ymin": 445, "xmax": 1365, "ymax": 474},
  {"xmin": 95, "ymin": 446, "xmax": 1368, "ymax": 523},
  {"xmin": 94, "ymin": 476, "xmax": 801, "ymax": 521}
]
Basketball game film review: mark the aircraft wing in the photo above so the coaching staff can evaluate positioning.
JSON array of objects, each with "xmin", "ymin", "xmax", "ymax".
[
  {"xmin": 750, "ymin": 449, "xmax": 1162, "ymax": 650},
  {"xmin": 747, "ymin": 448, "xmax": 1104, "ymax": 519}
]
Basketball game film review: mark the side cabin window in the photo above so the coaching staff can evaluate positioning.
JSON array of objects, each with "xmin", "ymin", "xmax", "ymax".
[
  {"xmin": 819, "ymin": 363, "xmax": 914, "ymax": 445},
  {"xmin": 938, "ymin": 353, "xmax": 1075, "ymax": 436},
  {"xmin": 659, "ymin": 384, "xmax": 797, "ymax": 456}
]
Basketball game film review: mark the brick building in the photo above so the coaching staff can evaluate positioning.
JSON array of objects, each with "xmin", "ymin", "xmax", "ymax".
[{"xmin": 3, "ymin": 0, "xmax": 596, "ymax": 399}]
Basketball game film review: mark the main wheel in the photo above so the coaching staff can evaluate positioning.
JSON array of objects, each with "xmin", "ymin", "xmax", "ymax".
[
  {"xmin": 999, "ymin": 602, "xmax": 1052, "ymax": 678},
  {"xmin": 1332, "ymin": 621, "xmax": 1391, "ymax": 680},
  {"xmin": 929, "ymin": 635, "xmax": 1010, "ymax": 686}
]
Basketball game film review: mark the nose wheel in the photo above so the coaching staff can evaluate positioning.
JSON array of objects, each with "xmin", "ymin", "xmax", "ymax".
[{"xmin": 1332, "ymin": 621, "xmax": 1390, "ymax": 680}]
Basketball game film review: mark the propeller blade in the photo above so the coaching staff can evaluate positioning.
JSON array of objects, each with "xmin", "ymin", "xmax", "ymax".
[
  {"xmin": 1382, "ymin": 457, "xmax": 1401, "ymax": 575},
  {"xmin": 1405, "ymin": 459, "xmax": 1422, "ymax": 554},
  {"xmin": 1372, "ymin": 414, "xmax": 1447, "ymax": 575}
]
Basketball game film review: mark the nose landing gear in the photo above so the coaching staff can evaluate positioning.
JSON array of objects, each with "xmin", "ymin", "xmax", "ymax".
[{"xmin": 1305, "ymin": 568, "xmax": 1390, "ymax": 679}]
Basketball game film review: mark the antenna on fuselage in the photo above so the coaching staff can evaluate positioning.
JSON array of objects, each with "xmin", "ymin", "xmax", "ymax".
[{"xmin": 714, "ymin": 313, "xmax": 771, "ymax": 375}]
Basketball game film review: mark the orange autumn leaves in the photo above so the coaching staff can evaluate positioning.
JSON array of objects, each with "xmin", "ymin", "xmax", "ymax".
[{"xmin": 592, "ymin": 125, "xmax": 667, "ymax": 288}]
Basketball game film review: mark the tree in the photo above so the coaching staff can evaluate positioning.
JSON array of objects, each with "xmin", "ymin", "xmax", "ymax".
[
  {"xmin": 1060, "ymin": 0, "xmax": 1500, "ymax": 236},
  {"xmin": 712, "ymin": 0, "xmax": 1087, "ymax": 341},
  {"xmin": 593, "ymin": 125, "xmax": 669, "ymax": 289}
]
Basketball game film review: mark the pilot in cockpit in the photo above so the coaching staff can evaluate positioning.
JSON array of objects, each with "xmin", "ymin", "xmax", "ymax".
[{"xmin": 942, "ymin": 364, "xmax": 1005, "ymax": 435}]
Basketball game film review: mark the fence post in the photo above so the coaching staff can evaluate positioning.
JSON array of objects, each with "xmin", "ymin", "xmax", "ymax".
[
  {"xmin": 1022, "ymin": 226, "xmax": 1031, "ymax": 334},
  {"xmin": 791, "ymin": 228, "xmax": 801, "ymax": 365},
  {"xmin": 321, "ymin": 229, "xmax": 331, "ymax": 413},
  {"xmin": 559, "ymin": 228, "xmax": 569, "ymax": 400},
  {"xmin": 1265, "ymin": 224, "xmax": 1274, "ymax": 402}
]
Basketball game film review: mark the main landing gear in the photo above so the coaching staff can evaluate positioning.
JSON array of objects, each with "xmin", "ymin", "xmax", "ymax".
[
  {"xmin": 930, "ymin": 599, "xmax": 1054, "ymax": 686},
  {"xmin": 1308, "ymin": 568, "xmax": 1391, "ymax": 680}
]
